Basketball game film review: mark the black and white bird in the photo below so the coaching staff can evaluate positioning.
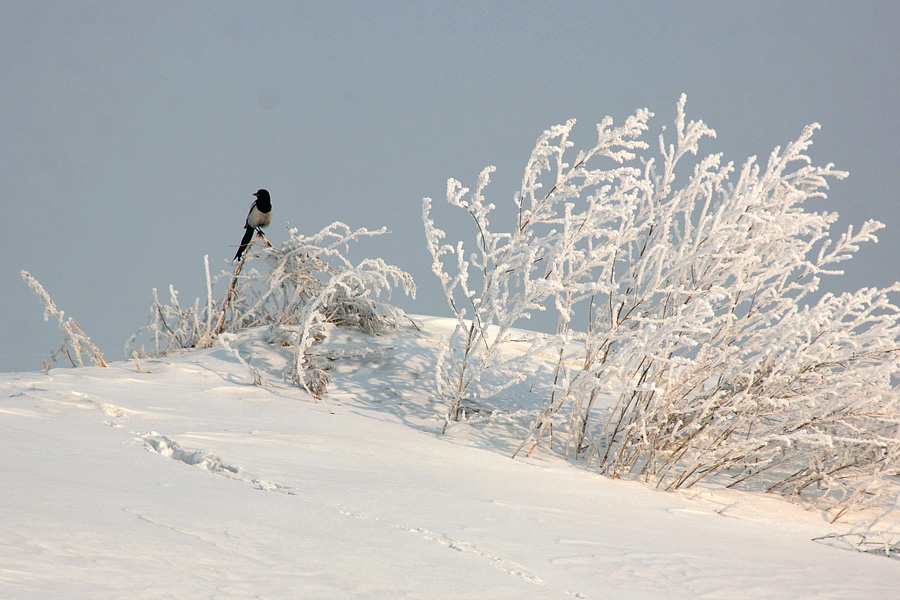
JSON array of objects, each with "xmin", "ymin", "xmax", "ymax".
[{"xmin": 233, "ymin": 189, "xmax": 273, "ymax": 261}]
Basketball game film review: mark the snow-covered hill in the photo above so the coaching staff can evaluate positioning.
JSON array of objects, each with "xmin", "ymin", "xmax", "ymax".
[{"xmin": 2, "ymin": 316, "xmax": 898, "ymax": 599}]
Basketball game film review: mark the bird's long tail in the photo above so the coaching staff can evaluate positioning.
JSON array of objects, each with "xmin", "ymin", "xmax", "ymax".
[{"xmin": 234, "ymin": 226, "xmax": 256, "ymax": 261}]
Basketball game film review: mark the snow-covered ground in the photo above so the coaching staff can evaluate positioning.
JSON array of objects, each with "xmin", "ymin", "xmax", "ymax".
[{"xmin": 2, "ymin": 316, "xmax": 898, "ymax": 599}]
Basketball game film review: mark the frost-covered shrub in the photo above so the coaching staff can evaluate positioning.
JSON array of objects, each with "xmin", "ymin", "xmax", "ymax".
[
  {"xmin": 425, "ymin": 96, "xmax": 900, "ymax": 516},
  {"xmin": 129, "ymin": 222, "xmax": 415, "ymax": 394},
  {"xmin": 423, "ymin": 109, "xmax": 652, "ymax": 429}
]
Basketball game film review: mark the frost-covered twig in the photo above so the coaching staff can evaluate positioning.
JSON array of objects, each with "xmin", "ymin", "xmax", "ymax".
[
  {"xmin": 218, "ymin": 333, "xmax": 263, "ymax": 386},
  {"xmin": 21, "ymin": 271, "xmax": 108, "ymax": 369}
]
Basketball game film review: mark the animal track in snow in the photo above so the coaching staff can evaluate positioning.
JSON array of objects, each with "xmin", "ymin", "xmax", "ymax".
[
  {"xmin": 137, "ymin": 432, "xmax": 576, "ymax": 595},
  {"xmin": 20, "ymin": 388, "xmax": 133, "ymax": 427},
  {"xmin": 138, "ymin": 433, "xmax": 294, "ymax": 494},
  {"xmin": 396, "ymin": 524, "xmax": 546, "ymax": 586},
  {"xmin": 333, "ymin": 503, "xmax": 565, "ymax": 593}
]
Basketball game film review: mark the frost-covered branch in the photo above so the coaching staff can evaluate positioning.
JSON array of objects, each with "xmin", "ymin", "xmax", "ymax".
[{"xmin": 21, "ymin": 271, "xmax": 108, "ymax": 369}]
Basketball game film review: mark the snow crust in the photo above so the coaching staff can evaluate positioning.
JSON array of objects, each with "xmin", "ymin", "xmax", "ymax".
[{"xmin": 1, "ymin": 316, "xmax": 898, "ymax": 598}]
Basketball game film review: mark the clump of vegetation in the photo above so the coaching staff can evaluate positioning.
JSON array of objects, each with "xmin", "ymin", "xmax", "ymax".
[
  {"xmin": 127, "ymin": 222, "xmax": 414, "ymax": 395},
  {"xmin": 425, "ymin": 96, "xmax": 900, "ymax": 518}
]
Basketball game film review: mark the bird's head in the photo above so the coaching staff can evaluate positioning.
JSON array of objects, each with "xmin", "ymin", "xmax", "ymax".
[{"xmin": 254, "ymin": 189, "xmax": 270, "ymax": 201}]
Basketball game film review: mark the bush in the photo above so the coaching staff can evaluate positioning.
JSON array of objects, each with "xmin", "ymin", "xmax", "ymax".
[
  {"xmin": 128, "ymin": 221, "xmax": 414, "ymax": 396},
  {"xmin": 425, "ymin": 96, "xmax": 900, "ymax": 517}
]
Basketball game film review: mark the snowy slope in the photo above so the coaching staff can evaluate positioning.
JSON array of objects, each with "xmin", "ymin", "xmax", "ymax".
[{"xmin": 2, "ymin": 316, "xmax": 898, "ymax": 599}]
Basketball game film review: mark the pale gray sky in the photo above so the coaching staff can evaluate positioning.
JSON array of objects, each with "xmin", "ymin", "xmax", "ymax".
[{"xmin": 3, "ymin": 1, "xmax": 899, "ymax": 372}]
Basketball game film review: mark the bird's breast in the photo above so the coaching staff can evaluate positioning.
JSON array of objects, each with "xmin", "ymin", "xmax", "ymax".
[{"xmin": 246, "ymin": 206, "xmax": 273, "ymax": 229}]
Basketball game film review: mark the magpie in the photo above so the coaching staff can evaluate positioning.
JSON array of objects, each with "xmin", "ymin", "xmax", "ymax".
[{"xmin": 233, "ymin": 189, "xmax": 273, "ymax": 261}]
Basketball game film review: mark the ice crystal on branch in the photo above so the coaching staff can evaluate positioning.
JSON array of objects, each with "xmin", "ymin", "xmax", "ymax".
[{"xmin": 425, "ymin": 95, "xmax": 900, "ymax": 517}]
